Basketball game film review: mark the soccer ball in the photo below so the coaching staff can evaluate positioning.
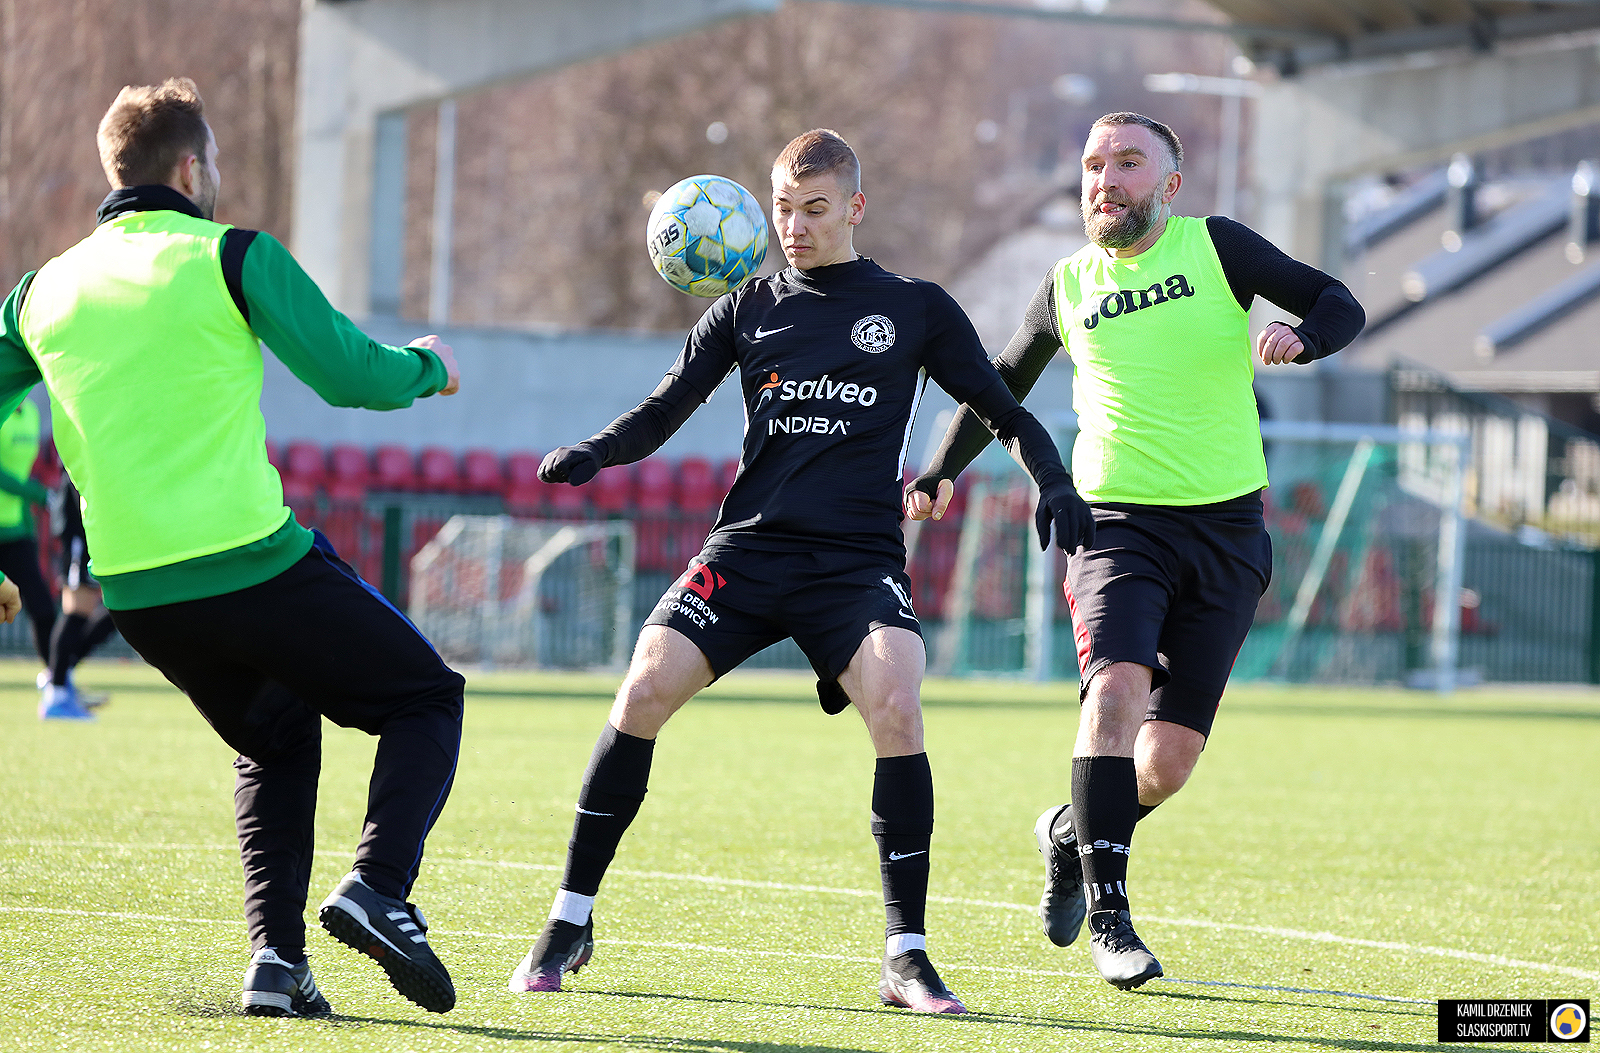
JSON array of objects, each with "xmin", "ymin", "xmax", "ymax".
[{"xmin": 646, "ymin": 174, "xmax": 768, "ymax": 297}]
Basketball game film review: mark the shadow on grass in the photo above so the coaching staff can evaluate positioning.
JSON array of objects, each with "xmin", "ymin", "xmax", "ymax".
[
  {"xmin": 1221, "ymin": 700, "xmax": 1600, "ymax": 723},
  {"xmin": 1142, "ymin": 983, "xmax": 1430, "ymax": 1017},
  {"xmin": 174, "ymin": 988, "xmax": 1479, "ymax": 1052}
]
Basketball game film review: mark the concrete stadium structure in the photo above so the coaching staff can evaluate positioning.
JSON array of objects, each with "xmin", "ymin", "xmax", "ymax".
[{"xmin": 273, "ymin": 0, "xmax": 1600, "ymax": 458}]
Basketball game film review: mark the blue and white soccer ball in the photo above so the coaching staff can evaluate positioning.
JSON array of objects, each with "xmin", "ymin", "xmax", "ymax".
[{"xmin": 646, "ymin": 174, "xmax": 768, "ymax": 297}]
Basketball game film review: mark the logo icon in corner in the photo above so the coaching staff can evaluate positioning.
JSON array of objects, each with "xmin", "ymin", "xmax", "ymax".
[
  {"xmin": 754, "ymin": 371, "xmax": 782, "ymax": 413},
  {"xmin": 851, "ymin": 314, "xmax": 896, "ymax": 353},
  {"xmin": 680, "ymin": 561, "xmax": 726, "ymax": 601},
  {"xmin": 1551, "ymin": 1002, "xmax": 1588, "ymax": 1042}
]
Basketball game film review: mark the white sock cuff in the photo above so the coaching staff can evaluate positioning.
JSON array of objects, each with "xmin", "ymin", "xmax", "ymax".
[
  {"xmin": 886, "ymin": 932, "xmax": 926, "ymax": 957},
  {"xmin": 550, "ymin": 889, "xmax": 595, "ymax": 926}
]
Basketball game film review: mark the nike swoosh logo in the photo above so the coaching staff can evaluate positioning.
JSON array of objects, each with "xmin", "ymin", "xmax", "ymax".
[
  {"xmin": 888, "ymin": 850, "xmax": 927, "ymax": 862},
  {"xmin": 753, "ymin": 325, "xmax": 794, "ymax": 339},
  {"xmin": 575, "ymin": 807, "xmax": 615, "ymax": 817}
]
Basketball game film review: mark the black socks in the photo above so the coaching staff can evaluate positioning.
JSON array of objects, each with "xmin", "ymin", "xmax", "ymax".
[
  {"xmin": 1071, "ymin": 755, "xmax": 1140, "ymax": 915},
  {"xmin": 871, "ymin": 752, "xmax": 934, "ymax": 939},
  {"xmin": 47, "ymin": 609, "xmax": 116, "ymax": 686},
  {"xmin": 561, "ymin": 723, "xmax": 654, "ymax": 896}
]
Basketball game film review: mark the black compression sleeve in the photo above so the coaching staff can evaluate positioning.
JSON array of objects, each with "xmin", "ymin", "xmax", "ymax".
[
  {"xmin": 589, "ymin": 371, "xmax": 706, "ymax": 467},
  {"xmin": 964, "ymin": 378, "xmax": 1069, "ymax": 492},
  {"xmin": 924, "ymin": 272, "xmax": 1063, "ymax": 481},
  {"xmin": 1205, "ymin": 216, "xmax": 1365, "ymax": 362},
  {"xmin": 220, "ymin": 228, "xmax": 259, "ymax": 324}
]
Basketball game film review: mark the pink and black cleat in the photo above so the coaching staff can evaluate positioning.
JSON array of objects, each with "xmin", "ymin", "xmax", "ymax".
[
  {"xmin": 879, "ymin": 950, "xmax": 968, "ymax": 1014},
  {"xmin": 508, "ymin": 918, "xmax": 595, "ymax": 993}
]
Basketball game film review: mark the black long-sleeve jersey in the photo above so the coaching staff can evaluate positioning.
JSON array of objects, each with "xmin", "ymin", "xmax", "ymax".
[
  {"xmin": 585, "ymin": 257, "xmax": 1069, "ymax": 560},
  {"xmin": 923, "ymin": 216, "xmax": 1366, "ymax": 484}
]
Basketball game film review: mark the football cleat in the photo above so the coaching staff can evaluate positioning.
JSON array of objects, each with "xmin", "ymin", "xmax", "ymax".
[
  {"xmin": 508, "ymin": 918, "xmax": 594, "ymax": 993},
  {"xmin": 241, "ymin": 947, "xmax": 332, "ymax": 1017},
  {"xmin": 1034, "ymin": 803, "xmax": 1086, "ymax": 947},
  {"xmin": 1087, "ymin": 909, "xmax": 1163, "ymax": 990},
  {"xmin": 38, "ymin": 683, "xmax": 95, "ymax": 721},
  {"xmin": 318, "ymin": 871, "xmax": 455, "ymax": 1013},
  {"xmin": 879, "ymin": 949, "xmax": 967, "ymax": 1014}
]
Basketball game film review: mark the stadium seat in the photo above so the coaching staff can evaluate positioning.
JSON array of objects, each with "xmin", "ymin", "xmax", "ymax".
[
  {"xmin": 373, "ymin": 444, "xmax": 417, "ymax": 492},
  {"xmin": 462, "ymin": 449, "xmax": 505, "ymax": 495},
  {"xmin": 591, "ymin": 464, "xmax": 634, "ymax": 514},
  {"xmin": 282, "ymin": 441, "xmax": 326, "ymax": 502},
  {"xmin": 504, "ymin": 452, "xmax": 544, "ymax": 514},
  {"xmin": 717, "ymin": 457, "xmax": 740, "ymax": 497},
  {"xmin": 546, "ymin": 479, "xmax": 587, "ymax": 515},
  {"xmin": 326, "ymin": 443, "xmax": 370, "ymax": 502},
  {"xmin": 418, "ymin": 446, "xmax": 462, "ymax": 494},
  {"xmin": 676, "ymin": 456, "xmax": 719, "ymax": 513},
  {"xmin": 634, "ymin": 457, "xmax": 674, "ymax": 513}
]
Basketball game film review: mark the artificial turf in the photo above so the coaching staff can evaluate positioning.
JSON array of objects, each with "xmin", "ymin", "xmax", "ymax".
[{"xmin": 1, "ymin": 659, "xmax": 1595, "ymax": 1051}]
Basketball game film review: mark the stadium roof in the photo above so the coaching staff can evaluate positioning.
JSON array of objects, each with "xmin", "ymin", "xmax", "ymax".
[
  {"xmin": 846, "ymin": 1, "xmax": 1600, "ymax": 74},
  {"xmin": 1203, "ymin": 0, "xmax": 1600, "ymax": 73}
]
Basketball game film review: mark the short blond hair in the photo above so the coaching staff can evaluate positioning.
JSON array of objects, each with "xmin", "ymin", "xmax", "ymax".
[
  {"xmin": 773, "ymin": 128, "xmax": 860, "ymax": 195},
  {"xmin": 96, "ymin": 77, "xmax": 209, "ymax": 188}
]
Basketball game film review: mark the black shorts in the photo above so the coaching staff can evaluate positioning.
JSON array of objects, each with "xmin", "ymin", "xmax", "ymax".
[
  {"xmin": 1064, "ymin": 492, "xmax": 1271, "ymax": 739},
  {"xmin": 643, "ymin": 543, "xmax": 922, "ymax": 713}
]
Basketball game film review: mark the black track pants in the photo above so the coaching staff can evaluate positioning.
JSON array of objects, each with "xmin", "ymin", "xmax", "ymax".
[
  {"xmin": 0, "ymin": 537, "xmax": 57, "ymax": 665},
  {"xmin": 111, "ymin": 532, "xmax": 465, "ymax": 956}
]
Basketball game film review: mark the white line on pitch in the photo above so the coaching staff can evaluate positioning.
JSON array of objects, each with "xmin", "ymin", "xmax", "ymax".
[
  {"xmin": 0, "ymin": 905, "xmax": 1434, "ymax": 1006},
  {"xmin": 8, "ymin": 838, "xmax": 1596, "ymax": 984}
]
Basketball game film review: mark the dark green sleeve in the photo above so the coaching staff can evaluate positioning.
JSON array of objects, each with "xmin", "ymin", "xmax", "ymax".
[
  {"xmin": 0, "ymin": 468, "xmax": 46, "ymax": 504},
  {"xmin": 0, "ymin": 277, "xmax": 43, "ymax": 424},
  {"xmin": 239, "ymin": 234, "xmax": 448, "ymax": 410}
]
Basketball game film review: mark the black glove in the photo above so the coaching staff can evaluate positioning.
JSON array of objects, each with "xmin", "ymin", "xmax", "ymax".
[
  {"xmin": 903, "ymin": 472, "xmax": 946, "ymax": 512},
  {"xmin": 538, "ymin": 441, "xmax": 605, "ymax": 486},
  {"xmin": 1036, "ymin": 477, "xmax": 1095, "ymax": 552}
]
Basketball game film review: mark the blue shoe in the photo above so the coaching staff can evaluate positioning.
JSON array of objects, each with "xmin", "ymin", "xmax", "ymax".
[{"xmin": 39, "ymin": 683, "xmax": 95, "ymax": 721}]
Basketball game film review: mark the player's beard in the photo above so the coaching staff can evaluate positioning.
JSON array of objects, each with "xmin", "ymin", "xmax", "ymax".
[
  {"xmin": 1082, "ymin": 185, "xmax": 1160, "ymax": 251},
  {"xmin": 193, "ymin": 165, "xmax": 219, "ymax": 221}
]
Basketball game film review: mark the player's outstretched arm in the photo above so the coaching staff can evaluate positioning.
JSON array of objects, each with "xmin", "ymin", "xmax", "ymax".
[
  {"xmin": 538, "ymin": 371, "xmax": 712, "ymax": 487},
  {"xmin": 907, "ymin": 274, "xmax": 1062, "ymax": 521},
  {"xmin": 233, "ymin": 231, "xmax": 455, "ymax": 409}
]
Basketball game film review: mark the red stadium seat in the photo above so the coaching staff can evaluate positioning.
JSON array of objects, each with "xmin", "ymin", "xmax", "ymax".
[
  {"xmin": 676, "ymin": 456, "xmax": 719, "ymax": 513},
  {"xmin": 462, "ymin": 449, "xmax": 505, "ymax": 495},
  {"xmin": 418, "ymin": 446, "xmax": 462, "ymax": 493},
  {"xmin": 504, "ymin": 452, "xmax": 544, "ymax": 514},
  {"xmin": 717, "ymin": 457, "xmax": 740, "ymax": 497},
  {"xmin": 634, "ymin": 457, "xmax": 674, "ymax": 513},
  {"xmin": 591, "ymin": 464, "xmax": 634, "ymax": 514},
  {"xmin": 284, "ymin": 441, "xmax": 326, "ymax": 488},
  {"xmin": 546, "ymin": 481, "xmax": 587, "ymax": 515},
  {"xmin": 373, "ymin": 444, "xmax": 417, "ymax": 492},
  {"xmin": 326, "ymin": 443, "xmax": 370, "ymax": 502}
]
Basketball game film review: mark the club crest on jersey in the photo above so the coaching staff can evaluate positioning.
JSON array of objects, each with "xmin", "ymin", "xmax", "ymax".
[
  {"xmin": 1082, "ymin": 273, "xmax": 1194, "ymax": 330},
  {"xmin": 851, "ymin": 314, "xmax": 896, "ymax": 353}
]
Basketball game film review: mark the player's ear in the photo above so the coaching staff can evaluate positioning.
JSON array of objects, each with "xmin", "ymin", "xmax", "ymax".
[
  {"xmin": 1162, "ymin": 169, "xmax": 1182, "ymax": 204},
  {"xmin": 849, "ymin": 191, "xmax": 865, "ymax": 226}
]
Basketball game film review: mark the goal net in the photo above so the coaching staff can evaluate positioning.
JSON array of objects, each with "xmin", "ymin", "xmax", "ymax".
[
  {"xmin": 409, "ymin": 516, "xmax": 635, "ymax": 669},
  {"xmin": 922, "ymin": 421, "xmax": 1473, "ymax": 689}
]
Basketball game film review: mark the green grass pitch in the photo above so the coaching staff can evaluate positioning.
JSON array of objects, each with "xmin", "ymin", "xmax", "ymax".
[{"xmin": 2, "ymin": 658, "xmax": 1596, "ymax": 1051}]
